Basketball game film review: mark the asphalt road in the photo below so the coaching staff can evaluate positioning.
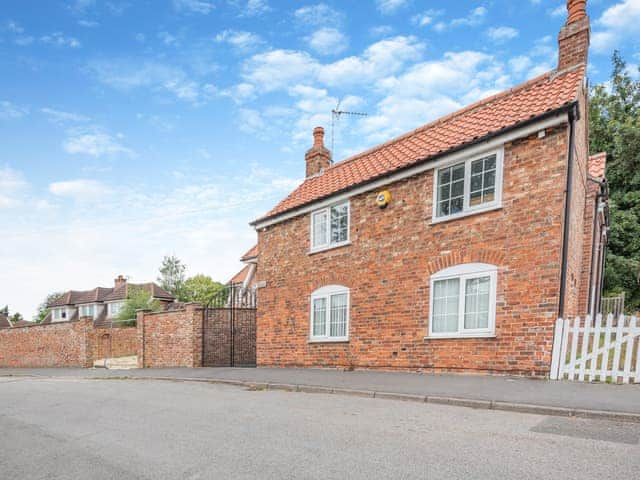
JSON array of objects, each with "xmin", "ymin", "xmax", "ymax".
[{"xmin": 1, "ymin": 377, "xmax": 639, "ymax": 479}]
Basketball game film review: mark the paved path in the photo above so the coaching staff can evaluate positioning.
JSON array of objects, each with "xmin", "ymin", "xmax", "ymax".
[
  {"xmin": 2, "ymin": 366, "xmax": 640, "ymax": 419},
  {"xmin": 1, "ymin": 376, "xmax": 639, "ymax": 479}
]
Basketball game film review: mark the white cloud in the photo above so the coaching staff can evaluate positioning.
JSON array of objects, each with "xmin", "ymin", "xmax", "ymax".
[
  {"xmin": 0, "ymin": 100, "xmax": 28, "ymax": 119},
  {"xmin": 215, "ymin": 30, "xmax": 263, "ymax": 52},
  {"xmin": 41, "ymin": 108, "xmax": 90, "ymax": 125},
  {"xmin": 548, "ymin": 4, "xmax": 566, "ymax": 17},
  {"xmin": 87, "ymin": 59, "xmax": 209, "ymax": 103},
  {"xmin": 5, "ymin": 20, "xmax": 24, "ymax": 33},
  {"xmin": 219, "ymin": 83, "xmax": 257, "ymax": 103},
  {"xmin": 434, "ymin": 6, "xmax": 488, "ymax": 32},
  {"xmin": 158, "ymin": 31, "xmax": 179, "ymax": 46},
  {"xmin": 293, "ymin": 3, "xmax": 344, "ymax": 26},
  {"xmin": 78, "ymin": 19, "xmax": 99, "ymax": 28},
  {"xmin": 238, "ymin": 0, "xmax": 271, "ymax": 17},
  {"xmin": 451, "ymin": 6, "xmax": 488, "ymax": 27},
  {"xmin": 486, "ymin": 26, "xmax": 519, "ymax": 43},
  {"xmin": 173, "ymin": 0, "xmax": 215, "ymax": 14},
  {"xmin": 318, "ymin": 36, "xmax": 424, "ymax": 87},
  {"xmin": 0, "ymin": 166, "xmax": 28, "ymax": 209},
  {"xmin": 411, "ymin": 9, "xmax": 442, "ymax": 27},
  {"xmin": 376, "ymin": 0, "xmax": 410, "ymax": 15},
  {"xmin": 509, "ymin": 55, "xmax": 533, "ymax": 74},
  {"xmin": 63, "ymin": 129, "xmax": 134, "ymax": 157},
  {"xmin": 40, "ymin": 32, "xmax": 81, "ymax": 48},
  {"xmin": 370, "ymin": 25, "xmax": 393, "ymax": 37},
  {"xmin": 592, "ymin": 0, "xmax": 640, "ymax": 54},
  {"xmin": 306, "ymin": 27, "xmax": 348, "ymax": 55},
  {"xmin": 242, "ymin": 50, "xmax": 318, "ymax": 91},
  {"xmin": 49, "ymin": 179, "xmax": 112, "ymax": 200}
]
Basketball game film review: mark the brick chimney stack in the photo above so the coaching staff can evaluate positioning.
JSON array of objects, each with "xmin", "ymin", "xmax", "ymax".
[
  {"xmin": 558, "ymin": 0, "xmax": 590, "ymax": 71},
  {"xmin": 305, "ymin": 126, "xmax": 331, "ymax": 178},
  {"xmin": 114, "ymin": 275, "xmax": 127, "ymax": 289}
]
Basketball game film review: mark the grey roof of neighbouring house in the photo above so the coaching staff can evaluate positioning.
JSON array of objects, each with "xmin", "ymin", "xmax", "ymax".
[{"xmin": 48, "ymin": 283, "xmax": 174, "ymax": 307}]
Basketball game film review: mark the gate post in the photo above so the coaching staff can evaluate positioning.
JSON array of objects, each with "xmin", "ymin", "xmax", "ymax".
[{"xmin": 549, "ymin": 317, "xmax": 564, "ymax": 380}]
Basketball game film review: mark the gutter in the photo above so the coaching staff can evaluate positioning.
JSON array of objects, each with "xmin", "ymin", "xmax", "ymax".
[
  {"xmin": 252, "ymin": 103, "xmax": 576, "ymax": 229},
  {"xmin": 558, "ymin": 104, "xmax": 578, "ymax": 319}
]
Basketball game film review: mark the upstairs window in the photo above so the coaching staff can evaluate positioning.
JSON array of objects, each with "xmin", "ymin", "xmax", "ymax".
[
  {"xmin": 310, "ymin": 285, "xmax": 350, "ymax": 342},
  {"xmin": 429, "ymin": 263, "xmax": 497, "ymax": 338},
  {"xmin": 79, "ymin": 305, "xmax": 94, "ymax": 317},
  {"xmin": 52, "ymin": 308, "xmax": 66, "ymax": 321},
  {"xmin": 310, "ymin": 202, "xmax": 349, "ymax": 251},
  {"xmin": 434, "ymin": 150, "xmax": 502, "ymax": 221},
  {"xmin": 108, "ymin": 302, "xmax": 124, "ymax": 318}
]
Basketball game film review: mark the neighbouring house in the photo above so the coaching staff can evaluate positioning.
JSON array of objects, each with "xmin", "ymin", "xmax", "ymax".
[
  {"xmin": 228, "ymin": 244, "xmax": 259, "ymax": 289},
  {"xmin": 249, "ymin": 1, "xmax": 610, "ymax": 375},
  {"xmin": 0, "ymin": 313, "xmax": 10, "ymax": 329},
  {"xmin": 44, "ymin": 275, "xmax": 175, "ymax": 326}
]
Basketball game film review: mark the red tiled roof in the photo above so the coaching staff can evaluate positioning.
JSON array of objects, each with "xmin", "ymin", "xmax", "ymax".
[
  {"xmin": 240, "ymin": 244, "xmax": 259, "ymax": 261},
  {"xmin": 0, "ymin": 313, "xmax": 10, "ymax": 328},
  {"xmin": 229, "ymin": 265, "xmax": 251, "ymax": 285},
  {"xmin": 588, "ymin": 152, "xmax": 606, "ymax": 178},
  {"xmin": 101, "ymin": 283, "xmax": 174, "ymax": 302},
  {"xmin": 255, "ymin": 67, "xmax": 585, "ymax": 223}
]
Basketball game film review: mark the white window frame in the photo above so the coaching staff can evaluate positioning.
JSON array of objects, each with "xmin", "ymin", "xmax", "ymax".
[
  {"xmin": 309, "ymin": 201, "xmax": 350, "ymax": 253},
  {"xmin": 428, "ymin": 263, "xmax": 498, "ymax": 339},
  {"xmin": 309, "ymin": 285, "xmax": 350, "ymax": 342},
  {"xmin": 431, "ymin": 148, "xmax": 503, "ymax": 224},
  {"xmin": 107, "ymin": 302, "xmax": 124, "ymax": 318},
  {"xmin": 52, "ymin": 308, "xmax": 66, "ymax": 322},
  {"xmin": 79, "ymin": 304, "xmax": 95, "ymax": 318}
]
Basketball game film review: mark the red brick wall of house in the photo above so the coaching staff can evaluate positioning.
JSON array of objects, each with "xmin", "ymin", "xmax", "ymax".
[
  {"xmin": 0, "ymin": 319, "xmax": 93, "ymax": 368},
  {"xmin": 564, "ymin": 82, "xmax": 591, "ymax": 318},
  {"xmin": 137, "ymin": 304, "xmax": 203, "ymax": 368},
  {"xmin": 257, "ymin": 125, "xmax": 583, "ymax": 376}
]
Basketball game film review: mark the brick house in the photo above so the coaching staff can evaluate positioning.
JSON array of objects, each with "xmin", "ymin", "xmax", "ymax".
[
  {"xmin": 249, "ymin": 1, "xmax": 610, "ymax": 375},
  {"xmin": 45, "ymin": 275, "xmax": 174, "ymax": 326},
  {"xmin": 228, "ymin": 244, "xmax": 259, "ymax": 289}
]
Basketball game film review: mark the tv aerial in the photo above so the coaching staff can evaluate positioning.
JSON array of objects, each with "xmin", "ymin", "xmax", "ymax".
[{"xmin": 330, "ymin": 100, "xmax": 367, "ymax": 161}]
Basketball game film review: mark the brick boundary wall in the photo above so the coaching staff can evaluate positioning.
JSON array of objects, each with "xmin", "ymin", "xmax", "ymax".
[
  {"xmin": 88, "ymin": 325, "xmax": 138, "ymax": 361},
  {"xmin": 0, "ymin": 319, "xmax": 94, "ymax": 368},
  {"xmin": 137, "ymin": 303, "xmax": 203, "ymax": 368}
]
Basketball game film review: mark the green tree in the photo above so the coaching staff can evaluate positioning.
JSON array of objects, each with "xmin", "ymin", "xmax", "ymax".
[
  {"xmin": 589, "ymin": 52, "xmax": 640, "ymax": 312},
  {"xmin": 10, "ymin": 312, "xmax": 24, "ymax": 324},
  {"xmin": 182, "ymin": 274, "xmax": 227, "ymax": 305},
  {"xmin": 118, "ymin": 286, "xmax": 161, "ymax": 324},
  {"xmin": 34, "ymin": 292, "xmax": 64, "ymax": 323},
  {"xmin": 157, "ymin": 255, "xmax": 187, "ymax": 300}
]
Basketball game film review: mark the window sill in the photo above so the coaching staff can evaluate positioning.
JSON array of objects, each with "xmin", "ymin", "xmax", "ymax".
[
  {"xmin": 425, "ymin": 333, "xmax": 496, "ymax": 340},
  {"xmin": 308, "ymin": 241, "xmax": 352, "ymax": 256},
  {"xmin": 308, "ymin": 338, "xmax": 349, "ymax": 344},
  {"xmin": 430, "ymin": 204, "xmax": 502, "ymax": 225}
]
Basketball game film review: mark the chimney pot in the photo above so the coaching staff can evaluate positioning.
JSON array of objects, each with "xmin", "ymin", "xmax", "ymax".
[
  {"xmin": 305, "ymin": 126, "xmax": 331, "ymax": 177},
  {"xmin": 313, "ymin": 126, "xmax": 325, "ymax": 147},
  {"xmin": 557, "ymin": 0, "xmax": 589, "ymax": 71},
  {"xmin": 114, "ymin": 275, "xmax": 127, "ymax": 289},
  {"xmin": 566, "ymin": 0, "xmax": 587, "ymax": 24}
]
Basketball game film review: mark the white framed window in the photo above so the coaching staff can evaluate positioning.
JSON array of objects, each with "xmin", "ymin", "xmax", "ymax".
[
  {"xmin": 428, "ymin": 263, "xmax": 497, "ymax": 339},
  {"xmin": 310, "ymin": 202, "xmax": 350, "ymax": 252},
  {"xmin": 107, "ymin": 302, "xmax": 124, "ymax": 317},
  {"xmin": 52, "ymin": 308, "xmax": 66, "ymax": 321},
  {"xmin": 432, "ymin": 149, "xmax": 503, "ymax": 222},
  {"xmin": 310, "ymin": 285, "xmax": 350, "ymax": 342},
  {"xmin": 79, "ymin": 304, "xmax": 94, "ymax": 318}
]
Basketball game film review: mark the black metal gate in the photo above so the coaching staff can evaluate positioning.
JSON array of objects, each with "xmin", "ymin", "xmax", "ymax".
[{"xmin": 202, "ymin": 285, "xmax": 257, "ymax": 367}]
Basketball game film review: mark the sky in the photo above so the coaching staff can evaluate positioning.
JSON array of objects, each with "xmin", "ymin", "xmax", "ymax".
[{"xmin": 1, "ymin": 0, "xmax": 639, "ymax": 319}]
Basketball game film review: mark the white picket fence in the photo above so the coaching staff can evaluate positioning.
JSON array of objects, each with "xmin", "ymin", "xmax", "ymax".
[{"xmin": 550, "ymin": 315, "xmax": 640, "ymax": 383}]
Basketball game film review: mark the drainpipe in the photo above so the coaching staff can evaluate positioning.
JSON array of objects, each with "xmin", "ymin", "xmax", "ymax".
[
  {"xmin": 558, "ymin": 104, "xmax": 578, "ymax": 319},
  {"xmin": 587, "ymin": 180, "xmax": 608, "ymax": 316}
]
